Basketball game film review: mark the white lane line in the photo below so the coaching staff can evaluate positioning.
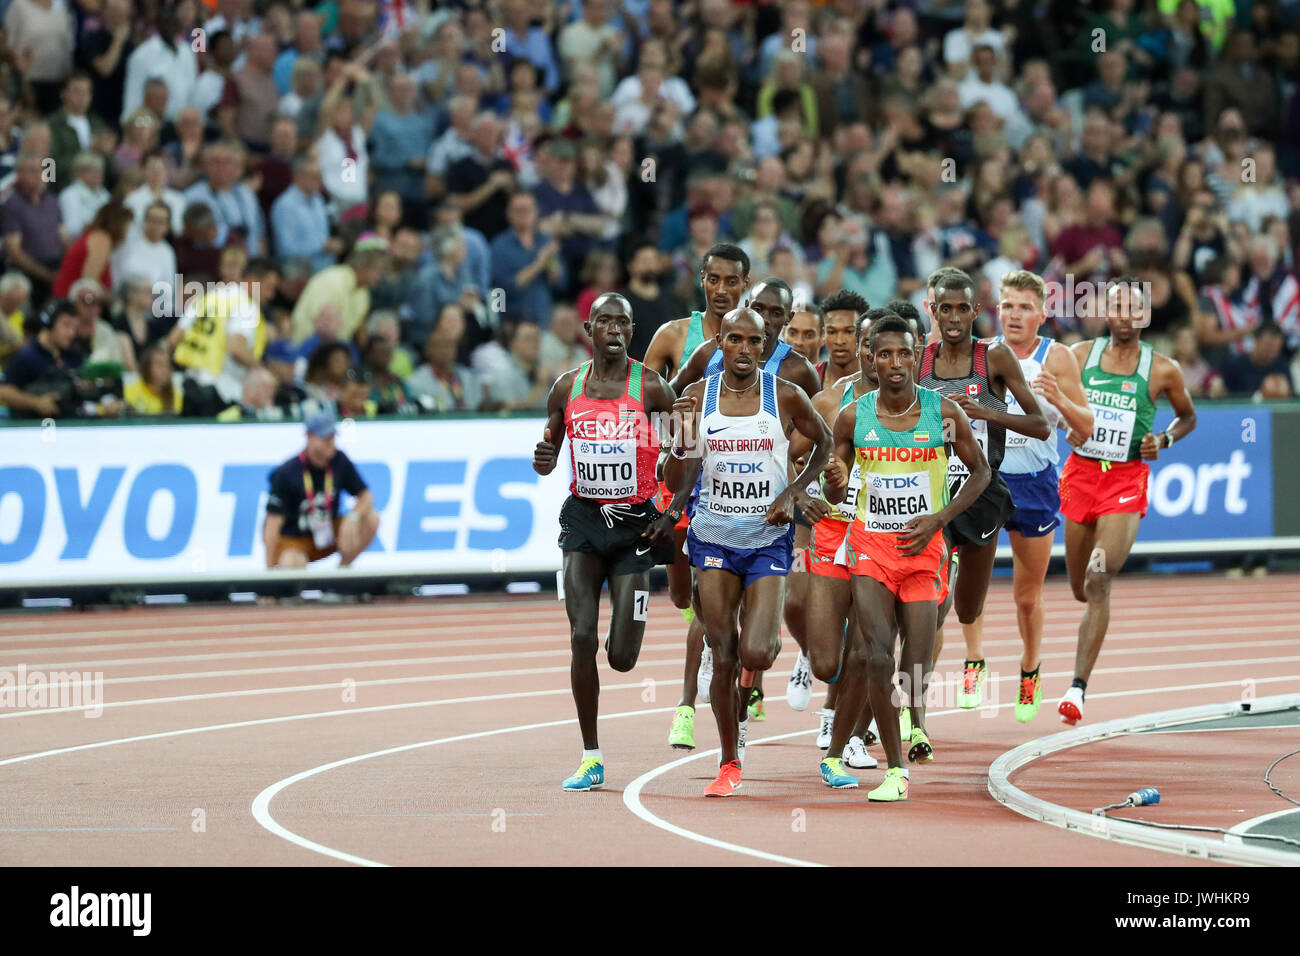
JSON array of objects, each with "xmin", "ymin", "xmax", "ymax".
[{"xmin": 12, "ymin": 622, "xmax": 1298, "ymax": 674}]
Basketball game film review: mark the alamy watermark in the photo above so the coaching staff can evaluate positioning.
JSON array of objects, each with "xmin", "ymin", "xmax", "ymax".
[
  {"xmin": 151, "ymin": 277, "xmax": 262, "ymax": 320},
  {"xmin": 0, "ymin": 666, "xmax": 104, "ymax": 717}
]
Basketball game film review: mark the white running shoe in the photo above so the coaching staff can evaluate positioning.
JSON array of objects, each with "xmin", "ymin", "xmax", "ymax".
[
  {"xmin": 697, "ymin": 643, "xmax": 713, "ymax": 704},
  {"xmin": 1058, "ymin": 685, "xmax": 1085, "ymax": 726},
  {"xmin": 737, "ymin": 717, "xmax": 748, "ymax": 767},
  {"xmin": 786, "ymin": 650, "xmax": 813, "ymax": 712},
  {"xmin": 816, "ymin": 708, "xmax": 835, "ymax": 749},
  {"xmin": 843, "ymin": 735, "xmax": 878, "ymax": 769}
]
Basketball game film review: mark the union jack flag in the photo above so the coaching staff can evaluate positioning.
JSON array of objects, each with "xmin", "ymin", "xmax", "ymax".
[{"xmin": 502, "ymin": 122, "xmax": 536, "ymax": 184}]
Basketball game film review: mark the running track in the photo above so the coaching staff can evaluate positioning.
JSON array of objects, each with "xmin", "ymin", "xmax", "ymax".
[{"xmin": 0, "ymin": 573, "xmax": 1297, "ymax": 866}]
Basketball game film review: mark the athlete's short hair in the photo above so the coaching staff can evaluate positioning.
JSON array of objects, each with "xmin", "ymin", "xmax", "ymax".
[
  {"xmin": 590, "ymin": 291, "xmax": 632, "ymax": 317},
  {"xmin": 926, "ymin": 266, "xmax": 966, "ymax": 294},
  {"xmin": 701, "ymin": 242, "xmax": 750, "ymax": 277},
  {"xmin": 793, "ymin": 302, "xmax": 824, "ymax": 331},
  {"xmin": 868, "ymin": 314, "xmax": 914, "ymax": 350},
  {"xmin": 933, "ymin": 268, "xmax": 977, "ymax": 301},
  {"xmin": 750, "ymin": 275, "xmax": 792, "ymax": 308},
  {"xmin": 820, "ymin": 288, "xmax": 870, "ymax": 319},
  {"xmin": 999, "ymin": 269, "xmax": 1046, "ymax": 304},
  {"xmin": 856, "ymin": 307, "xmax": 899, "ymax": 343},
  {"xmin": 885, "ymin": 300, "xmax": 926, "ymax": 340},
  {"xmin": 1107, "ymin": 274, "xmax": 1149, "ymax": 310}
]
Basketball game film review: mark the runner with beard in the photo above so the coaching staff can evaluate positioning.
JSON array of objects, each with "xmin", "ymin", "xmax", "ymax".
[
  {"xmin": 643, "ymin": 244, "xmax": 751, "ymax": 752},
  {"xmin": 918, "ymin": 270, "xmax": 1050, "ymax": 721},
  {"xmin": 532, "ymin": 294, "xmax": 680, "ymax": 790},
  {"xmin": 824, "ymin": 315, "xmax": 990, "ymax": 800},
  {"xmin": 1057, "ymin": 278, "xmax": 1197, "ymax": 725},
  {"xmin": 665, "ymin": 307, "xmax": 832, "ymax": 796},
  {"xmin": 674, "ymin": 277, "xmax": 822, "ymax": 723}
]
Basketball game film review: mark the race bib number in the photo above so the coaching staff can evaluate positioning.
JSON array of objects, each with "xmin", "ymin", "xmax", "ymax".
[
  {"xmin": 633, "ymin": 590, "xmax": 649, "ymax": 622},
  {"xmin": 573, "ymin": 438, "xmax": 638, "ymax": 499},
  {"xmin": 863, "ymin": 471, "xmax": 932, "ymax": 533},
  {"xmin": 1078, "ymin": 402, "xmax": 1135, "ymax": 462},
  {"xmin": 308, "ymin": 511, "xmax": 335, "ymax": 550},
  {"xmin": 948, "ymin": 420, "xmax": 987, "ymax": 479}
]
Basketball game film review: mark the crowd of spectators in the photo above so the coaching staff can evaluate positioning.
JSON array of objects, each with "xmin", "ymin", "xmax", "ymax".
[{"xmin": 2, "ymin": 0, "xmax": 1300, "ymax": 422}]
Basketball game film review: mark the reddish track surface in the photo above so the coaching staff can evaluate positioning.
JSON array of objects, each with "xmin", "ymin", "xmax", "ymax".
[{"xmin": 1, "ymin": 572, "xmax": 1297, "ymax": 866}]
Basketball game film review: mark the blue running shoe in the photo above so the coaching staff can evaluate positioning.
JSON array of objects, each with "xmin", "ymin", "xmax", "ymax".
[
  {"xmin": 820, "ymin": 757, "xmax": 860, "ymax": 789},
  {"xmin": 561, "ymin": 757, "xmax": 604, "ymax": 791}
]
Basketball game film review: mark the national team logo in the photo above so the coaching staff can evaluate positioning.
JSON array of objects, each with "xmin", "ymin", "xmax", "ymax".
[
  {"xmin": 913, "ymin": 432, "xmax": 930, "ymax": 442},
  {"xmin": 966, "ymin": 383, "xmax": 980, "ymax": 397},
  {"xmin": 704, "ymin": 556, "xmax": 723, "ymax": 568},
  {"xmin": 619, "ymin": 406, "xmax": 638, "ymax": 420},
  {"xmin": 1121, "ymin": 381, "xmax": 1137, "ymax": 393},
  {"xmin": 758, "ymin": 420, "xmax": 769, "ymax": 435}
]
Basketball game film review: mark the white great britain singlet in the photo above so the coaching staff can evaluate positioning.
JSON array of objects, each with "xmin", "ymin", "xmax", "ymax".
[
  {"xmin": 691, "ymin": 370, "xmax": 790, "ymax": 549},
  {"xmin": 993, "ymin": 334, "xmax": 1062, "ymax": 474}
]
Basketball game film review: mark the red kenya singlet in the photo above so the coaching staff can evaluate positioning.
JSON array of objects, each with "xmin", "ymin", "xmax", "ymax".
[{"xmin": 564, "ymin": 360, "xmax": 660, "ymax": 505}]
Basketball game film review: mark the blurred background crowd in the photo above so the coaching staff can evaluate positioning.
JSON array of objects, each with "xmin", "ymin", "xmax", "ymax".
[{"xmin": 1, "ymin": 0, "xmax": 1299, "ymax": 421}]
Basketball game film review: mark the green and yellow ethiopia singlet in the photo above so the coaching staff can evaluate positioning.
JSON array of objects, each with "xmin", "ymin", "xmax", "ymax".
[
  {"xmin": 853, "ymin": 387, "xmax": 949, "ymax": 532},
  {"xmin": 1075, "ymin": 338, "xmax": 1156, "ymax": 464}
]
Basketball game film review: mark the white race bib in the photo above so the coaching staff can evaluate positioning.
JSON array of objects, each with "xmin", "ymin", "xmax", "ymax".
[
  {"xmin": 706, "ymin": 459, "xmax": 777, "ymax": 517},
  {"xmin": 1078, "ymin": 402, "xmax": 1135, "ymax": 462},
  {"xmin": 948, "ymin": 420, "xmax": 987, "ymax": 479},
  {"xmin": 573, "ymin": 436, "xmax": 638, "ymax": 499},
  {"xmin": 863, "ymin": 470, "xmax": 933, "ymax": 533},
  {"xmin": 835, "ymin": 464, "xmax": 864, "ymax": 519}
]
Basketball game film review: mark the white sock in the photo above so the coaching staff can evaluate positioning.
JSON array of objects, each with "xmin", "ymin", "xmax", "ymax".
[
  {"xmin": 823, "ymin": 708, "xmax": 835, "ymax": 719},
  {"xmin": 582, "ymin": 749, "xmax": 602, "ymax": 762},
  {"xmin": 901, "ymin": 768, "xmax": 910, "ymax": 779}
]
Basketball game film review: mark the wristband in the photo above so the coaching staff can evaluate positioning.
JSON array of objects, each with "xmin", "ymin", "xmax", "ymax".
[
  {"xmin": 671, "ymin": 445, "xmax": 691, "ymax": 459},
  {"xmin": 1163, "ymin": 430, "xmax": 1175, "ymax": 448}
]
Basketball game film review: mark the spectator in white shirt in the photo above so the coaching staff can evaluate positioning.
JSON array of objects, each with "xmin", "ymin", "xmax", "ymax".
[
  {"xmin": 610, "ymin": 39, "xmax": 694, "ymax": 136},
  {"xmin": 315, "ymin": 69, "xmax": 372, "ymax": 223},
  {"xmin": 111, "ymin": 200, "xmax": 177, "ymax": 293},
  {"xmin": 121, "ymin": 7, "xmax": 199, "ymax": 125},
  {"xmin": 558, "ymin": 0, "xmax": 624, "ymax": 99},
  {"xmin": 1227, "ymin": 144, "xmax": 1290, "ymax": 233},
  {"xmin": 58, "ymin": 152, "xmax": 111, "ymax": 238},
  {"xmin": 124, "ymin": 152, "xmax": 187, "ymax": 234},
  {"xmin": 944, "ymin": 0, "xmax": 1005, "ymax": 79},
  {"xmin": 958, "ymin": 45, "xmax": 1020, "ymax": 123}
]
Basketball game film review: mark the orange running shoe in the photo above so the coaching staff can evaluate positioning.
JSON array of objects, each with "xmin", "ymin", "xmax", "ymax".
[{"xmin": 705, "ymin": 760, "xmax": 743, "ymax": 797}]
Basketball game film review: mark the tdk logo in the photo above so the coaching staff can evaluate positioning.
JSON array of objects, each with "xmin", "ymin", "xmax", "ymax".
[{"xmin": 871, "ymin": 475, "xmax": 920, "ymax": 489}]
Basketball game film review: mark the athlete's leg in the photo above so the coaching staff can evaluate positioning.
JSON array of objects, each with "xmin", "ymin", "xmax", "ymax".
[
  {"xmin": 676, "ymin": 571, "xmax": 705, "ymax": 708},
  {"xmin": 564, "ymin": 550, "xmax": 611, "ymax": 751},
  {"xmin": 606, "ymin": 571, "xmax": 651, "ymax": 673},
  {"xmin": 1063, "ymin": 518, "xmax": 1097, "ymax": 604},
  {"xmin": 783, "ymin": 525, "xmax": 811, "ymax": 654},
  {"xmin": 851, "ymin": 574, "xmax": 905, "ymax": 769},
  {"xmin": 804, "ymin": 574, "xmax": 851, "ymax": 684},
  {"xmin": 1008, "ymin": 530, "xmax": 1053, "ymax": 671},
  {"xmin": 737, "ymin": 574, "xmax": 786, "ymax": 674},
  {"xmin": 696, "ymin": 567, "xmax": 745, "ymax": 765},
  {"xmin": 1074, "ymin": 511, "xmax": 1141, "ymax": 682},
  {"xmin": 954, "ymin": 537, "xmax": 997, "ymax": 658},
  {"xmin": 897, "ymin": 598, "xmax": 939, "ymax": 734},
  {"xmin": 666, "ymin": 526, "xmax": 692, "ymax": 608},
  {"xmin": 825, "ymin": 622, "xmax": 869, "ymax": 759},
  {"xmin": 932, "ymin": 553, "xmax": 957, "ymax": 670}
]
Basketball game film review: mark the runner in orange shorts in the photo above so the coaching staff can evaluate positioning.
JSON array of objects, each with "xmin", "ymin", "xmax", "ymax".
[{"xmin": 824, "ymin": 315, "xmax": 990, "ymax": 801}]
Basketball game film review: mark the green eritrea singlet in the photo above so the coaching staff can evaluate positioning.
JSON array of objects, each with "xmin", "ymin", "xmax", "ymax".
[
  {"xmin": 853, "ymin": 387, "xmax": 950, "ymax": 533},
  {"xmin": 678, "ymin": 311, "xmax": 706, "ymax": 371},
  {"xmin": 1075, "ymin": 338, "xmax": 1157, "ymax": 464}
]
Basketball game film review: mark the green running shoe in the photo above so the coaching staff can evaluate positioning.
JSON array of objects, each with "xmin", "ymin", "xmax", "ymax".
[
  {"xmin": 681, "ymin": 606, "xmax": 695, "ymax": 624},
  {"xmin": 907, "ymin": 727, "xmax": 933, "ymax": 763},
  {"xmin": 899, "ymin": 705, "xmax": 913, "ymax": 738},
  {"xmin": 957, "ymin": 660, "xmax": 987, "ymax": 709},
  {"xmin": 747, "ymin": 688, "xmax": 766, "ymax": 722},
  {"xmin": 561, "ymin": 757, "xmax": 604, "ymax": 792},
  {"xmin": 867, "ymin": 766, "xmax": 909, "ymax": 802},
  {"xmin": 1015, "ymin": 672, "xmax": 1043, "ymax": 723},
  {"xmin": 820, "ymin": 757, "xmax": 859, "ymax": 789},
  {"xmin": 668, "ymin": 705, "xmax": 696, "ymax": 750}
]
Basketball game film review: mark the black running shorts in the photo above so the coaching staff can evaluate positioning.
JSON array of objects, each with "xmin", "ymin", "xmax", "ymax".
[
  {"xmin": 944, "ymin": 471, "xmax": 1016, "ymax": 548},
  {"xmin": 558, "ymin": 495, "xmax": 676, "ymax": 575}
]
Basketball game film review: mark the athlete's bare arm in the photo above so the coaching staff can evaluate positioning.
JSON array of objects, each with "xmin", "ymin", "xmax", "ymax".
[
  {"xmin": 823, "ymin": 401, "xmax": 859, "ymax": 505},
  {"xmin": 897, "ymin": 399, "xmax": 990, "ymax": 557},
  {"xmin": 643, "ymin": 318, "xmax": 688, "ymax": 379},
  {"xmin": 662, "ymin": 380, "xmax": 706, "ymax": 498},
  {"xmin": 638, "ymin": 368, "xmax": 685, "ymax": 547},
  {"xmin": 670, "ymin": 339, "xmax": 718, "ymax": 395},
  {"xmin": 767, "ymin": 381, "xmax": 833, "ymax": 525},
  {"xmin": 789, "ymin": 383, "xmax": 847, "ymax": 461},
  {"xmin": 953, "ymin": 341, "xmax": 1050, "ymax": 440},
  {"xmin": 1139, "ymin": 354, "xmax": 1197, "ymax": 460},
  {"xmin": 779, "ymin": 350, "xmax": 823, "ymax": 400},
  {"xmin": 531, "ymin": 371, "xmax": 577, "ymax": 475},
  {"xmin": 1035, "ymin": 341, "xmax": 1094, "ymax": 437}
]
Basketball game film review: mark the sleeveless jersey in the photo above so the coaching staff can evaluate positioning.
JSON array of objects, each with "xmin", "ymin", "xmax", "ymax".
[
  {"xmin": 564, "ymin": 360, "xmax": 659, "ymax": 504},
  {"xmin": 691, "ymin": 370, "xmax": 790, "ymax": 549},
  {"xmin": 173, "ymin": 286, "xmax": 268, "ymax": 376},
  {"xmin": 853, "ymin": 387, "xmax": 949, "ymax": 533},
  {"xmin": 679, "ymin": 311, "xmax": 707, "ymax": 371},
  {"xmin": 1075, "ymin": 338, "xmax": 1157, "ymax": 464},
  {"xmin": 812, "ymin": 379, "xmax": 865, "ymax": 523},
  {"xmin": 919, "ymin": 339, "xmax": 1005, "ymax": 485},
  {"xmin": 993, "ymin": 335, "xmax": 1061, "ymax": 474},
  {"xmin": 705, "ymin": 338, "xmax": 793, "ymax": 377}
]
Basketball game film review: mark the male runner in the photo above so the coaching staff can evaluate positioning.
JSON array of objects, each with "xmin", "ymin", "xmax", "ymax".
[
  {"xmin": 983, "ymin": 270, "xmax": 1094, "ymax": 721},
  {"xmin": 826, "ymin": 315, "xmax": 990, "ymax": 800},
  {"xmin": 665, "ymin": 308, "xmax": 832, "ymax": 797},
  {"xmin": 643, "ymin": 243, "xmax": 751, "ymax": 751},
  {"xmin": 673, "ymin": 276, "xmax": 821, "ymax": 723},
  {"xmin": 918, "ymin": 270, "xmax": 1049, "ymax": 713},
  {"xmin": 1057, "ymin": 279, "xmax": 1197, "ymax": 724},
  {"xmin": 532, "ymin": 293, "xmax": 680, "ymax": 790},
  {"xmin": 782, "ymin": 303, "xmax": 826, "ymax": 371}
]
